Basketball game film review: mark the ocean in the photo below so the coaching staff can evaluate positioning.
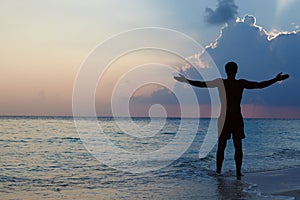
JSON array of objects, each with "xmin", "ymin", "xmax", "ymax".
[{"xmin": 0, "ymin": 116, "xmax": 299, "ymax": 199}]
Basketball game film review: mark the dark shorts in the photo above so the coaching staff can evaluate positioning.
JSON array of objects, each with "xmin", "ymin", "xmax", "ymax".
[{"xmin": 218, "ymin": 113, "xmax": 245, "ymax": 140}]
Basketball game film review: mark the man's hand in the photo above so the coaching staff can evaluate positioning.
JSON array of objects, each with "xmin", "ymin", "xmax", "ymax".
[
  {"xmin": 173, "ymin": 74, "xmax": 188, "ymax": 83},
  {"xmin": 275, "ymin": 72, "xmax": 290, "ymax": 82}
]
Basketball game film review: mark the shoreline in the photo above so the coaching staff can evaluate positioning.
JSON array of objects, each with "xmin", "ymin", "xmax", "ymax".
[
  {"xmin": 244, "ymin": 167, "xmax": 300, "ymax": 199},
  {"xmin": 274, "ymin": 190, "xmax": 300, "ymax": 199}
]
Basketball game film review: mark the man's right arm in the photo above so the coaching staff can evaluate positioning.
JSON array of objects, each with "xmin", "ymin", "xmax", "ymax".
[
  {"xmin": 174, "ymin": 74, "xmax": 220, "ymax": 88},
  {"xmin": 243, "ymin": 72, "xmax": 289, "ymax": 89}
]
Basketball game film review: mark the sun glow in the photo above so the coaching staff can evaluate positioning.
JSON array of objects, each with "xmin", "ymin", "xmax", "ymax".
[{"xmin": 276, "ymin": 0, "xmax": 296, "ymax": 17}]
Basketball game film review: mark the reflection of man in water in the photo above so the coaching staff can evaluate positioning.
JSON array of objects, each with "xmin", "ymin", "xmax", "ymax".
[{"xmin": 174, "ymin": 61, "xmax": 289, "ymax": 179}]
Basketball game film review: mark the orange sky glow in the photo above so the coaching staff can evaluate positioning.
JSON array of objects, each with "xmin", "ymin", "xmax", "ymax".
[{"xmin": 1, "ymin": 1, "xmax": 299, "ymax": 118}]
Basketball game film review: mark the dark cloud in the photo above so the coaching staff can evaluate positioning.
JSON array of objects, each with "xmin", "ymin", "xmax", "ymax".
[
  {"xmin": 205, "ymin": 15, "xmax": 300, "ymax": 106},
  {"xmin": 205, "ymin": 0, "xmax": 238, "ymax": 25},
  {"xmin": 129, "ymin": 15, "xmax": 300, "ymax": 117}
]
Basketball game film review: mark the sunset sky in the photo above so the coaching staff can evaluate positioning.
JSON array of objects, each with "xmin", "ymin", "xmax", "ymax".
[{"xmin": 1, "ymin": 0, "xmax": 300, "ymax": 118}]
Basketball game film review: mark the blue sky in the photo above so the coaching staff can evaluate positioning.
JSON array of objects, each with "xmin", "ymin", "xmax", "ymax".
[{"xmin": 0, "ymin": 0, "xmax": 299, "ymax": 117}]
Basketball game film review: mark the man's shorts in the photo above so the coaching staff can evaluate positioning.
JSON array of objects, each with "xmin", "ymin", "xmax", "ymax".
[{"xmin": 218, "ymin": 113, "xmax": 245, "ymax": 140}]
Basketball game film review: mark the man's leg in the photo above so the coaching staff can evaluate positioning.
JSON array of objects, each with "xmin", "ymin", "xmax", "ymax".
[
  {"xmin": 216, "ymin": 138, "xmax": 227, "ymax": 174},
  {"xmin": 233, "ymin": 139, "xmax": 243, "ymax": 179}
]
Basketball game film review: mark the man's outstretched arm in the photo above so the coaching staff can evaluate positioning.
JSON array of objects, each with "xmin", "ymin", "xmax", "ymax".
[
  {"xmin": 173, "ymin": 74, "xmax": 208, "ymax": 87},
  {"xmin": 244, "ymin": 72, "xmax": 289, "ymax": 89}
]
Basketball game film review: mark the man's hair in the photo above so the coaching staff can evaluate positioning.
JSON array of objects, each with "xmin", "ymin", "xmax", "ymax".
[{"xmin": 225, "ymin": 61, "xmax": 238, "ymax": 75}]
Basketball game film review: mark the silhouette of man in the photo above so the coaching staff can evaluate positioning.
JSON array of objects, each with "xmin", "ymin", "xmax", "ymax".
[{"xmin": 174, "ymin": 61, "xmax": 289, "ymax": 180}]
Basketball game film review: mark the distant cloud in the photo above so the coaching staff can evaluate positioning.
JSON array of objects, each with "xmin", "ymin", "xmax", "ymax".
[
  {"xmin": 205, "ymin": 0, "xmax": 238, "ymax": 25},
  {"xmin": 129, "ymin": 88, "xmax": 181, "ymax": 117},
  {"xmin": 130, "ymin": 88, "xmax": 179, "ymax": 105}
]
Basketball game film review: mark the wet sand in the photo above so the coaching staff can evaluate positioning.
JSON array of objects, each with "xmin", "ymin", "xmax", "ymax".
[
  {"xmin": 244, "ymin": 167, "xmax": 300, "ymax": 199},
  {"xmin": 275, "ymin": 190, "xmax": 300, "ymax": 200}
]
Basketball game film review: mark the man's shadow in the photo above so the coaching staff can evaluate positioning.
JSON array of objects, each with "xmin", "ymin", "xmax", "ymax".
[{"xmin": 216, "ymin": 176, "xmax": 247, "ymax": 199}]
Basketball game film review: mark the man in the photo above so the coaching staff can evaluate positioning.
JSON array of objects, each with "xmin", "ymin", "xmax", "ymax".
[{"xmin": 174, "ymin": 61, "xmax": 289, "ymax": 180}]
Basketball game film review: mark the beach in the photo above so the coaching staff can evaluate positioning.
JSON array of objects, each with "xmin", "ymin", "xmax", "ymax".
[
  {"xmin": 276, "ymin": 190, "xmax": 300, "ymax": 200},
  {"xmin": 245, "ymin": 167, "xmax": 300, "ymax": 199}
]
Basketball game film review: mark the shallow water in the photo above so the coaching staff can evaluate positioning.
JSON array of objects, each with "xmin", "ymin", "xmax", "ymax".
[{"xmin": 0, "ymin": 116, "xmax": 299, "ymax": 199}]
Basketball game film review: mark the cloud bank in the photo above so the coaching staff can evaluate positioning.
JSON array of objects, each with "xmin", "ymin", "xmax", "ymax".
[
  {"xmin": 205, "ymin": 15, "xmax": 300, "ymax": 108},
  {"xmin": 205, "ymin": 0, "xmax": 238, "ymax": 25},
  {"xmin": 131, "ymin": 15, "xmax": 300, "ymax": 118}
]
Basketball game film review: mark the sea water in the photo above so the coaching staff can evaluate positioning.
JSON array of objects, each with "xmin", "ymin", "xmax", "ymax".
[{"xmin": 0, "ymin": 116, "xmax": 299, "ymax": 199}]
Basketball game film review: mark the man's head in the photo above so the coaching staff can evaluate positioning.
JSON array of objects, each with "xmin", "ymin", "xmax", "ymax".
[{"xmin": 225, "ymin": 61, "xmax": 238, "ymax": 76}]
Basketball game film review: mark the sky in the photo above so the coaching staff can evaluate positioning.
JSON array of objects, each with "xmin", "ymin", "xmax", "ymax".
[{"xmin": 1, "ymin": 0, "xmax": 300, "ymax": 118}]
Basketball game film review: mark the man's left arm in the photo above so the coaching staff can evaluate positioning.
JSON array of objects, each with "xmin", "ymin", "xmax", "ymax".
[{"xmin": 243, "ymin": 72, "xmax": 289, "ymax": 89}]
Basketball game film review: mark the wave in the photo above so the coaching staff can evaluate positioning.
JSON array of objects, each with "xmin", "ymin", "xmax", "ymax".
[{"xmin": 160, "ymin": 132, "xmax": 176, "ymax": 135}]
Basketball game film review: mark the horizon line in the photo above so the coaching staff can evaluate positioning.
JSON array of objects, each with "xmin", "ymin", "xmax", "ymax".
[{"xmin": 0, "ymin": 115, "xmax": 299, "ymax": 120}]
